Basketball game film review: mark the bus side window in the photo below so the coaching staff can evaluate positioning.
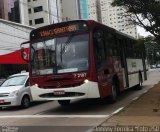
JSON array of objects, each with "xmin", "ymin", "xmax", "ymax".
[
  {"xmin": 118, "ymin": 39, "xmax": 125, "ymax": 67},
  {"xmin": 93, "ymin": 30, "xmax": 106, "ymax": 70}
]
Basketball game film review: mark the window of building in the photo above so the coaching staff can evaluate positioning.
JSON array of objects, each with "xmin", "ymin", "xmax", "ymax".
[
  {"xmin": 33, "ymin": 0, "xmax": 37, "ymax": 1},
  {"xmin": 28, "ymin": 0, "xmax": 31, "ymax": 2},
  {"xmin": 28, "ymin": 8, "xmax": 31, "ymax": 14},
  {"xmin": 34, "ymin": 6, "xmax": 43, "ymax": 13},
  {"xmin": 29, "ymin": 20, "xmax": 32, "ymax": 25},
  {"xmin": 35, "ymin": 18, "xmax": 44, "ymax": 24}
]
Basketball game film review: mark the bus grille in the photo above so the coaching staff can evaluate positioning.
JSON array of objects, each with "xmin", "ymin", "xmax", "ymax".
[{"xmin": 39, "ymin": 82, "xmax": 83, "ymax": 89}]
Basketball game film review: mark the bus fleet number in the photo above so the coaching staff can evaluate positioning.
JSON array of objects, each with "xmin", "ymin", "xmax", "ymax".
[{"xmin": 74, "ymin": 73, "xmax": 87, "ymax": 78}]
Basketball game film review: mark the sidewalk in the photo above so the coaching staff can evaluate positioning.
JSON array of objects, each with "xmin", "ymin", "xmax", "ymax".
[{"xmin": 94, "ymin": 70, "xmax": 160, "ymax": 131}]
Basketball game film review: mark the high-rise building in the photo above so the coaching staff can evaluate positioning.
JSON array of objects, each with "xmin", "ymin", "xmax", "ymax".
[
  {"xmin": 97, "ymin": 0, "xmax": 137, "ymax": 38},
  {"xmin": 61, "ymin": 0, "xmax": 80, "ymax": 21},
  {"xmin": 0, "ymin": 0, "xmax": 21, "ymax": 23},
  {"xmin": 78, "ymin": 0, "xmax": 99, "ymax": 21},
  {"xmin": 0, "ymin": 0, "xmax": 28, "ymax": 25},
  {"xmin": 78, "ymin": 0, "xmax": 89, "ymax": 19},
  {"xmin": 26, "ymin": 0, "xmax": 61, "ymax": 27},
  {"xmin": 61, "ymin": 0, "xmax": 98, "ymax": 21},
  {"xmin": 88, "ymin": 0, "xmax": 98, "ymax": 21}
]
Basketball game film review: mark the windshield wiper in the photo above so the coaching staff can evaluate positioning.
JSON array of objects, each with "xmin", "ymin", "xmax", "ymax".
[
  {"xmin": 60, "ymin": 32, "xmax": 76, "ymax": 64},
  {"xmin": 61, "ymin": 32, "xmax": 75, "ymax": 55}
]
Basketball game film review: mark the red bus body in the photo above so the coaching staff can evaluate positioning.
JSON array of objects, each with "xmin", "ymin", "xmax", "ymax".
[{"xmin": 21, "ymin": 20, "xmax": 147, "ymax": 104}]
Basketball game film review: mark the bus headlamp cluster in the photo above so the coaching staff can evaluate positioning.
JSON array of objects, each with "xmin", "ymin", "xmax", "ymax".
[
  {"xmin": 34, "ymin": 84, "xmax": 38, "ymax": 87},
  {"xmin": 84, "ymin": 79, "xmax": 89, "ymax": 83}
]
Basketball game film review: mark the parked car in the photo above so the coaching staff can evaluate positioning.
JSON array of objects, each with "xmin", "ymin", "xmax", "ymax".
[
  {"xmin": 156, "ymin": 64, "xmax": 160, "ymax": 68},
  {"xmin": 0, "ymin": 72, "xmax": 32, "ymax": 108},
  {"xmin": 0, "ymin": 78, "xmax": 6, "ymax": 85},
  {"xmin": 150, "ymin": 64, "xmax": 156, "ymax": 69}
]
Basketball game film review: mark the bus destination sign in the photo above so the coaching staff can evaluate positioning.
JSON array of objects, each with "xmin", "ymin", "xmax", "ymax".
[
  {"xmin": 39, "ymin": 25, "xmax": 78, "ymax": 37},
  {"xmin": 30, "ymin": 21, "xmax": 89, "ymax": 40}
]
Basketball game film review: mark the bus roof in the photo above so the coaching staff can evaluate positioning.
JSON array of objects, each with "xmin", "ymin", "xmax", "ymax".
[
  {"xmin": 87, "ymin": 20, "xmax": 136, "ymax": 40},
  {"xmin": 30, "ymin": 20, "xmax": 136, "ymax": 41}
]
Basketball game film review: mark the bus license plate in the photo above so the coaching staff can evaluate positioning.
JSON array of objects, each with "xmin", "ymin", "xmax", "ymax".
[{"xmin": 53, "ymin": 91, "xmax": 65, "ymax": 95}]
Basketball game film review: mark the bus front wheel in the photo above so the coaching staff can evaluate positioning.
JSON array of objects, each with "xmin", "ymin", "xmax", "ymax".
[{"xmin": 58, "ymin": 100, "xmax": 70, "ymax": 106}]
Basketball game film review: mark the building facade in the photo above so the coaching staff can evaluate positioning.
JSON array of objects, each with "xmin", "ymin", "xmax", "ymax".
[
  {"xmin": 78, "ymin": 0, "xmax": 89, "ymax": 19},
  {"xmin": 26, "ymin": 0, "xmax": 61, "ymax": 27},
  {"xmin": 0, "ymin": 0, "xmax": 29, "ymax": 25},
  {"xmin": 0, "ymin": 19, "xmax": 34, "ymax": 77},
  {"xmin": 27, "ymin": 0, "xmax": 50, "ymax": 27},
  {"xmin": 61, "ymin": 0, "xmax": 80, "ymax": 21},
  {"xmin": 61, "ymin": 0, "xmax": 98, "ymax": 21},
  {"xmin": 0, "ymin": 0, "xmax": 21, "ymax": 23},
  {"xmin": 88, "ymin": 0, "xmax": 98, "ymax": 21},
  {"xmin": 97, "ymin": 0, "xmax": 137, "ymax": 38}
]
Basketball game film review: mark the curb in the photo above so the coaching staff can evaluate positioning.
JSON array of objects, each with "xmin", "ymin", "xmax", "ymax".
[{"xmin": 86, "ymin": 85, "xmax": 154, "ymax": 132}]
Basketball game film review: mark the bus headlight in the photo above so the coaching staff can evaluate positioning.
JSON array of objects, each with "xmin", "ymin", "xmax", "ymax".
[
  {"xmin": 34, "ymin": 84, "xmax": 38, "ymax": 87},
  {"xmin": 84, "ymin": 79, "xmax": 89, "ymax": 83}
]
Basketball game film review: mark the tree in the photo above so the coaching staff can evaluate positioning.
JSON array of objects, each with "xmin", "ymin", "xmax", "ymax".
[
  {"xmin": 144, "ymin": 36, "xmax": 160, "ymax": 64},
  {"xmin": 111, "ymin": 0, "xmax": 160, "ymax": 43}
]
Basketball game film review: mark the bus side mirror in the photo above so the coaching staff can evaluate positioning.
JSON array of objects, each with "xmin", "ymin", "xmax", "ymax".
[{"xmin": 20, "ymin": 41, "xmax": 30, "ymax": 62}]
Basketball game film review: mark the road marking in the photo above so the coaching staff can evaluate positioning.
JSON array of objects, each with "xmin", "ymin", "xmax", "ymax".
[
  {"xmin": 143, "ymin": 90, "xmax": 148, "ymax": 94},
  {"xmin": 0, "ymin": 115, "xmax": 109, "ymax": 119},
  {"xmin": 112, "ymin": 107, "xmax": 124, "ymax": 115},
  {"xmin": 132, "ymin": 97, "xmax": 139, "ymax": 101}
]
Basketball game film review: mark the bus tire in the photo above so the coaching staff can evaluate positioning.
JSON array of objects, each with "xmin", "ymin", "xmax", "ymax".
[
  {"xmin": 58, "ymin": 100, "xmax": 70, "ymax": 106},
  {"xmin": 137, "ymin": 72, "xmax": 143, "ymax": 90},
  {"xmin": 108, "ymin": 81, "xmax": 118, "ymax": 104}
]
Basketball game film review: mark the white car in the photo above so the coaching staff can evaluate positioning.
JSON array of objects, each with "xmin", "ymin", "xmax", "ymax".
[{"xmin": 0, "ymin": 72, "xmax": 32, "ymax": 108}]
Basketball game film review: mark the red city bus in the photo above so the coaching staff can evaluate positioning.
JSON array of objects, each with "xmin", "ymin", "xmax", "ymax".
[{"xmin": 21, "ymin": 20, "xmax": 147, "ymax": 105}]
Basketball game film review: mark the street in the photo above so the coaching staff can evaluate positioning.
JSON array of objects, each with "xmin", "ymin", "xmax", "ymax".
[{"xmin": 0, "ymin": 69, "xmax": 159, "ymax": 132}]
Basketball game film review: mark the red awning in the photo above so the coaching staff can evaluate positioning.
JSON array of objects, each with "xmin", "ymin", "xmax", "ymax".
[{"xmin": 0, "ymin": 50, "xmax": 27, "ymax": 64}]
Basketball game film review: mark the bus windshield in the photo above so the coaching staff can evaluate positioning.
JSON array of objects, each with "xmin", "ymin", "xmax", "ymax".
[{"xmin": 31, "ymin": 33, "xmax": 89, "ymax": 76}]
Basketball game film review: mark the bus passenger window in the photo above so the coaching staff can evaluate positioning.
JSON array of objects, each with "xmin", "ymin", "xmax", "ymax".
[{"xmin": 93, "ymin": 30, "xmax": 106, "ymax": 70}]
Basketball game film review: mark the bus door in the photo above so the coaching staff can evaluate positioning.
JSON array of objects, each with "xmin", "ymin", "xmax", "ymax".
[
  {"xmin": 93, "ymin": 30, "xmax": 112, "ymax": 97},
  {"xmin": 118, "ymin": 39, "xmax": 129, "ymax": 88}
]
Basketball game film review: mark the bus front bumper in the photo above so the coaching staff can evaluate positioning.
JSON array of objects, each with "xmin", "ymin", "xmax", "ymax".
[{"xmin": 30, "ymin": 81, "xmax": 100, "ymax": 101}]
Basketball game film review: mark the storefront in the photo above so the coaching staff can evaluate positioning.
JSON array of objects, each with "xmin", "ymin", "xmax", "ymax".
[{"xmin": 0, "ymin": 19, "xmax": 34, "ymax": 77}]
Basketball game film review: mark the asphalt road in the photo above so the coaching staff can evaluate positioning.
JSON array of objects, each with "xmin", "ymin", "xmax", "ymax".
[{"xmin": 0, "ymin": 69, "xmax": 159, "ymax": 132}]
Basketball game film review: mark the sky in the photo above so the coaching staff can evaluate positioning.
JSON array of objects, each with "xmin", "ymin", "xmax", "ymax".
[{"xmin": 137, "ymin": 26, "xmax": 152, "ymax": 37}]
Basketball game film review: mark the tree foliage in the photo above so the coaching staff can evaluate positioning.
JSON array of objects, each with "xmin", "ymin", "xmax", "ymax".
[
  {"xmin": 112, "ymin": 0, "xmax": 160, "ymax": 42},
  {"xmin": 144, "ymin": 36, "xmax": 160, "ymax": 64}
]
